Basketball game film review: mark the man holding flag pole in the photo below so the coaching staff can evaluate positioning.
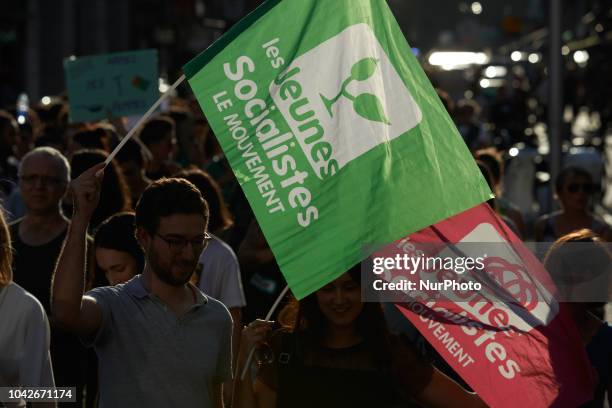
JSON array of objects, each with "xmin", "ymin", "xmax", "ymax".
[
  {"xmin": 52, "ymin": 167, "xmax": 233, "ymax": 408},
  {"xmin": 63, "ymin": 0, "xmax": 597, "ymax": 406}
]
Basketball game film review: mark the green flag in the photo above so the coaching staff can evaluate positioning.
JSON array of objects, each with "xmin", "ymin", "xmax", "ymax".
[{"xmin": 184, "ymin": 0, "xmax": 492, "ymax": 299}]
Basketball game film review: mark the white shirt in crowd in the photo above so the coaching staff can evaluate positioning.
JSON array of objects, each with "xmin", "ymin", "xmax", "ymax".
[
  {"xmin": 197, "ymin": 235, "xmax": 246, "ymax": 309},
  {"xmin": 0, "ymin": 282, "xmax": 55, "ymax": 407}
]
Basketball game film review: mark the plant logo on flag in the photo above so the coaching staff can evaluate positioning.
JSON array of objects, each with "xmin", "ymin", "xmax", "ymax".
[
  {"xmin": 457, "ymin": 223, "xmax": 559, "ymax": 326},
  {"xmin": 402, "ymin": 222, "xmax": 559, "ymax": 331},
  {"xmin": 320, "ymin": 58, "xmax": 391, "ymax": 125},
  {"xmin": 271, "ymin": 23, "xmax": 423, "ymax": 179}
]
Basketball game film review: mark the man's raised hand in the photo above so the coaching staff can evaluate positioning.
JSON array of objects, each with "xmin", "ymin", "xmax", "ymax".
[{"xmin": 69, "ymin": 163, "xmax": 105, "ymax": 220}]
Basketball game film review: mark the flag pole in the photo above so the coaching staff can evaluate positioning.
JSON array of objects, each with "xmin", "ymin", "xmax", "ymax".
[
  {"xmin": 103, "ymin": 74, "xmax": 186, "ymax": 168},
  {"xmin": 239, "ymin": 285, "xmax": 289, "ymax": 380}
]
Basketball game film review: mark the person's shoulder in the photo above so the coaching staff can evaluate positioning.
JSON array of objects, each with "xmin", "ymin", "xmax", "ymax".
[
  {"xmin": 213, "ymin": 235, "xmax": 236, "ymax": 253},
  {"xmin": 202, "ymin": 235, "xmax": 238, "ymax": 261},
  {"xmin": 87, "ymin": 282, "xmax": 125, "ymax": 294},
  {"xmin": 85, "ymin": 280, "xmax": 129, "ymax": 301},
  {"xmin": 204, "ymin": 295, "xmax": 232, "ymax": 317},
  {"xmin": 199, "ymin": 295, "xmax": 235, "ymax": 330},
  {"xmin": 536, "ymin": 211, "xmax": 560, "ymax": 223},
  {"xmin": 534, "ymin": 211, "xmax": 560, "ymax": 233},
  {"xmin": 4, "ymin": 282, "xmax": 47, "ymax": 320},
  {"xmin": 599, "ymin": 321, "xmax": 612, "ymax": 337},
  {"xmin": 198, "ymin": 236, "xmax": 240, "ymax": 278}
]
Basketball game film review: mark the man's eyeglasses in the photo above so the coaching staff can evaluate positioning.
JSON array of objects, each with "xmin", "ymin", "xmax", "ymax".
[
  {"xmin": 155, "ymin": 232, "xmax": 212, "ymax": 252},
  {"xmin": 19, "ymin": 174, "xmax": 66, "ymax": 187},
  {"xmin": 566, "ymin": 183, "xmax": 594, "ymax": 194}
]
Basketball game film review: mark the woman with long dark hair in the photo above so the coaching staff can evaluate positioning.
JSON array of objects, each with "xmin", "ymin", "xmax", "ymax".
[
  {"xmin": 67, "ymin": 149, "xmax": 132, "ymax": 230},
  {"xmin": 234, "ymin": 266, "xmax": 484, "ymax": 408}
]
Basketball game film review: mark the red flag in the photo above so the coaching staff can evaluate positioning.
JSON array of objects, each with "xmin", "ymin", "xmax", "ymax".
[{"xmin": 374, "ymin": 203, "xmax": 595, "ymax": 407}]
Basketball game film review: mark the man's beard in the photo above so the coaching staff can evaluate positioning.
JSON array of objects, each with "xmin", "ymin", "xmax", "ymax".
[{"xmin": 148, "ymin": 251, "xmax": 196, "ymax": 287}]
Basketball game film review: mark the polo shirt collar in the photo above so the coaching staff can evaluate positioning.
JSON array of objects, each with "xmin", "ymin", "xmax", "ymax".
[{"xmin": 125, "ymin": 274, "xmax": 208, "ymax": 305}]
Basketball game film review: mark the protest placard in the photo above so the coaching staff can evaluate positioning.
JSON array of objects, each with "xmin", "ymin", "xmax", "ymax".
[{"xmin": 64, "ymin": 49, "xmax": 159, "ymax": 123}]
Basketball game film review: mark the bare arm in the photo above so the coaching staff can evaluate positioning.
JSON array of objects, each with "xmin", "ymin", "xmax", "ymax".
[
  {"xmin": 51, "ymin": 163, "xmax": 105, "ymax": 339},
  {"xmin": 232, "ymin": 355, "xmax": 277, "ymax": 408},
  {"xmin": 223, "ymin": 308, "xmax": 242, "ymax": 408},
  {"xmin": 252, "ymin": 379, "xmax": 276, "ymax": 408},
  {"xmin": 229, "ymin": 307, "xmax": 242, "ymax": 366},
  {"xmin": 232, "ymin": 341, "xmax": 260, "ymax": 408},
  {"xmin": 232, "ymin": 320, "xmax": 276, "ymax": 408}
]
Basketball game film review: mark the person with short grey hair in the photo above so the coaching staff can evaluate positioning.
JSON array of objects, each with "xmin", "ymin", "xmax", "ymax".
[
  {"xmin": 19, "ymin": 146, "xmax": 71, "ymax": 184},
  {"xmin": 10, "ymin": 146, "xmax": 89, "ymax": 404},
  {"xmin": 5, "ymin": 147, "xmax": 72, "ymax": 221},
  {"xmin": 11, "ymin": 146, "xmax": 71, "ymax": 309}
]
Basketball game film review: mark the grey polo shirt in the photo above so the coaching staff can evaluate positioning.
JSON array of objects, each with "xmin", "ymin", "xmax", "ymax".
[{"xmin": 84, "ymin": 274, "xmax": 232, "ymax": 408}]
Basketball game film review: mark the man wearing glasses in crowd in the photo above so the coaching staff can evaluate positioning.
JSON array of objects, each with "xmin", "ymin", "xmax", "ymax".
[
  {"xmin": 52, "ymin": 163, "xmax": 232, "ymax": 408},
  {"xmin": 11, "ymin": 146, "xmax": 91, "ymax": 405},
  {"xmin": 11, "ymin": 146, "xmax": 71, "ymax": 310}
]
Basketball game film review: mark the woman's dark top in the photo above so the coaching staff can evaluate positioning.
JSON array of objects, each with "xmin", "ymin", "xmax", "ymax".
[
  {"xmin": 583, "ymin": 322, "xmax": 612, "ymax": 408},
  {"xmin": 258, "ymin": 331, "xmax": 433, "ymax": 408}
]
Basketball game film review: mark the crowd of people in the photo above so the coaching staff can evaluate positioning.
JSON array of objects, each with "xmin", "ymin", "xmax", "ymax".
[{"xmin": 0, "ymin": 72, "xmax": 610, "ymax": 407}]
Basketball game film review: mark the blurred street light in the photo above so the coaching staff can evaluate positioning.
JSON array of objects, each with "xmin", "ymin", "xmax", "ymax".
[
  {"xmin": 511, "ymin": 51, "xmax": 523, "ymax": 61},
  {"xmin": 470, "ymin": 2, "xmax": 482, "ymax": 15},
  {"xmin": 428, "ymin": 51, "xmax": 489, "ymax": 70},
  {"xmin": 479, "ymin": 78, "xmax": 504, "ymax": 88},
  {"xmin": 573, "ymin": 50, "xmax": 589, "ymax": 65},
  {"xmin": 484, "ymin": 66, "xmax": 508, "ymax": 78},
  {"xmin": 528, "ymin": 53, "xmax": 540, "ymax": 63}
]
